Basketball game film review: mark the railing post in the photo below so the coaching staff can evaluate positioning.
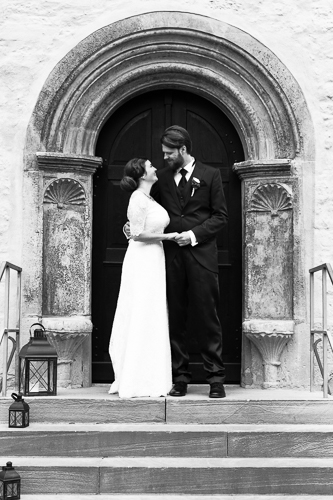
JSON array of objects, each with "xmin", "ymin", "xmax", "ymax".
[
  {"xmin": 15, "ymin": 270, "xmax": 22, "ymax": 391},
  {"xmin": 2, "ymin": 266, "xmax": 10, "ymax": 396},
  {"xmin": 322, "ymin": 267, "xmax": 328, "ymax": 333},
  {"xmin": 323, "ymin": 331, "xmax": 328, "ymax": 398},
  {"xmin": 322, "ymin": 268, "xmax": 328, "ymax": 398},
  {"xmin": 310, "ymin": 270, "xmax": 315, "ymax": 392}
]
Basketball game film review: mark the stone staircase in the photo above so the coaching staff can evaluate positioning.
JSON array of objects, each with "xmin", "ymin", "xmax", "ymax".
[{"xmin": 0, "ymin": 384, "xmax": 333, "ymax": 498}]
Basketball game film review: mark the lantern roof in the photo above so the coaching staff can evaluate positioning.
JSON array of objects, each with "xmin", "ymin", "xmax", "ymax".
[
  {"xmin": 19, "ymin": 333, "xmax": 57, "ymax": 358},
  {"xmin": 9, "ymin": 393, "xmax": 29, "ymax": 411},
  {"xmin": 0, "ymin": 462, "xmax": 20, "ymax": 481}
]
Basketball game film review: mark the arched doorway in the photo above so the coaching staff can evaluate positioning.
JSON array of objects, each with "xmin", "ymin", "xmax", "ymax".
[
  {"xmin": 92, "ymin": 89, "xmax": 244, "ymax": 383},
  {"xmin": 25, "ymin": 12, "xmax": 313, "ymax": 388}
]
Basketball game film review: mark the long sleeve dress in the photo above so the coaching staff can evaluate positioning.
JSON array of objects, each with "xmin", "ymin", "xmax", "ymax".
[{"xmin": 108, "ymin": 190, "xmax": 172, "ymax": 398}]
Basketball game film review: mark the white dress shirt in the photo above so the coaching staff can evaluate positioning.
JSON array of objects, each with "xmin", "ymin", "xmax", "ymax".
[{"xmin": 174, "ymin": 159, "xmax": 196, "ymax": 186}]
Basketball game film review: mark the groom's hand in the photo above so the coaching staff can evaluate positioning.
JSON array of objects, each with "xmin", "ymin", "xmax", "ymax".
[{"xmin": 175, "ymin": 232, "xmax": 191, "ymax": 246}]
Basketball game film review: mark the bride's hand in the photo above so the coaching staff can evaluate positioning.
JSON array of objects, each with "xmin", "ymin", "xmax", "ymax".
[{"xmin": 165, "ymin": 232, "xmax": 179, "ymax": 241}]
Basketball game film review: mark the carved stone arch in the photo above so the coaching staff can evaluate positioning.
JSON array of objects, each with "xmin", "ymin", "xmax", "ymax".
[
  {"xmin": 26, "ymin": 11, "xmax": 313, "ymax": 163},
  {"xmin": 23, "ymin": 11, "xmax": 314, "ymax": 389}
]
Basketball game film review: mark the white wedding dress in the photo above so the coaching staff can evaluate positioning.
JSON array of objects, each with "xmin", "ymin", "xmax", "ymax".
[{"xmin": 108, "ymin": 190, "xmax": 172, "ymax": 398}]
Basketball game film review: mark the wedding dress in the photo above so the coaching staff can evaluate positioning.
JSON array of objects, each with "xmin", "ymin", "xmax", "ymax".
[{"xmin": 109, "ymin": 190, "xmax": 172, "ymax": 398}]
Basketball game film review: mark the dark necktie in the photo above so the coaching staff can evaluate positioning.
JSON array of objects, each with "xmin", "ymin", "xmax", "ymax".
[{"xmin": 179, "ymin": 168, "xmax": 187, "ymax": 191}]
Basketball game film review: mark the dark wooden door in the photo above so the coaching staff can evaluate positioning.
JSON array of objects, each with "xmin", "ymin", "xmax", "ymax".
[{"xmin": 92, "ymin": 90, "xmax": 244, "ymax": 383}]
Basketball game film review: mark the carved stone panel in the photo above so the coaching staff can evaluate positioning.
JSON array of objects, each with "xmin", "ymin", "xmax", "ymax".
[
  {"xmin": 246, "ymin": 183, "xmax": 293, "ymax": 319},
  {"xmin": 42, "ymin": 178, "xmax": 89, "ymax": 316}
]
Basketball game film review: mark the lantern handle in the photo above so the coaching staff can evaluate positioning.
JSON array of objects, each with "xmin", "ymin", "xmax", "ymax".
[
  {"xmin": 29, "ymin": 323, "xmax": 46, "ymax": 337},
  {"xmin": 11, "ymin": 392, "xmax": 24, "ymax": 401}
]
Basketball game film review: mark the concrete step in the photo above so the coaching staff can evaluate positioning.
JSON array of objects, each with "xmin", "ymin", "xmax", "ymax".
[
  {"xmin": 1, "ymin": 423, "xmax": 227, "ymax": 458},
  {"xmin": 0, "ymin": 394, "xmax": 165, "ymax": 424},
  {"xmin": 1, "ymin": 385, "xmax": 332, "ymax": 424},
  {"xmin": 5, "ymin": 456, "xmax": 333, "ymax": 495},
  {"xmin": 165, "ymin": 395, "xmax": 333, "ymax": 425},
  {"xmin": 1, "ymin": 423, "xmax": 333, "ymax": 457}
]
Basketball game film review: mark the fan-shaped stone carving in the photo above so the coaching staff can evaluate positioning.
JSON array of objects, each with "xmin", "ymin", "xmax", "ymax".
[
  {"xmin": 250, "ymin": 183, "xmax": 292, "ymax": 216},
  {"xmin": 46, "ymin": 331, "xmax": 89, "ymax": 388},
  {"xmin": 246, "ymin": 332, "xmax": 293, "ymax": 388},
  {"xmin": 44, "ymin": 178, "xmax": 86, "ymax": 208}
]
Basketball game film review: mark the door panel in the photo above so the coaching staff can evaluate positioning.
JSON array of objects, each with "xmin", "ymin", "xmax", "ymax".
[{"xmin": 92, "ymin": 89, "xmax": 244, "ymax": 383}]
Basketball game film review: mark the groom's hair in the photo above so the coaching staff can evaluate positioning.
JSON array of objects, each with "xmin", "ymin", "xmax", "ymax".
[{"xmin": 160, "ymin": 125, "xmax": 192, "ymax": 154}]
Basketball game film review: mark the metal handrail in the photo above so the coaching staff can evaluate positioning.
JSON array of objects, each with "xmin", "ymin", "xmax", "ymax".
[
  {"xmin": 0, "ymin": 262, "xmax": 22, "ymax": 396},
  {"xmin": 309, "ymin": 263, "xmax": 333, "ymax": 398}
]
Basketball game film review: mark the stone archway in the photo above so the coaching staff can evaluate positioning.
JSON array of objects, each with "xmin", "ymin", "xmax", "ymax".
[{"xmin": 23, "ymin": 11, "xmax": 314, "ymax": 388}]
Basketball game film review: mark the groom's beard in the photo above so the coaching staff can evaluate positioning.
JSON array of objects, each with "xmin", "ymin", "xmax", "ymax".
[{"xmin": 167, "ymin": 153, "xmax": 184, "ymax": 172}]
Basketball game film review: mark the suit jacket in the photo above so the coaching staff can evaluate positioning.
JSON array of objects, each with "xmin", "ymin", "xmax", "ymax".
[{"xmin": 152, "ymin": 160, "xmax": 228, "ymax": 273}]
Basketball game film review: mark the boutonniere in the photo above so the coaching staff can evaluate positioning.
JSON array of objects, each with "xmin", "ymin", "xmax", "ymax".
[{"xmin": 191, "ymin": 177, "xmax": 201, "ymax": 197}]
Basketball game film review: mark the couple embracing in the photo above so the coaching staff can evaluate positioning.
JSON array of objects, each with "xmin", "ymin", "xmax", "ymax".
[{"xmin": 108, "ymin": 126, "xmax": 228, "ymax": 399}]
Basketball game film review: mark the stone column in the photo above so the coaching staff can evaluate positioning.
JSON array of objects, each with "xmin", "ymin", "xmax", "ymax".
[
  {"xmin": 36, "ymin": 153, "xmax": 102, "ymax": 388},
  {"xmin": 233, "ymin": 160, "xmax": 295, "ymax": 388}
]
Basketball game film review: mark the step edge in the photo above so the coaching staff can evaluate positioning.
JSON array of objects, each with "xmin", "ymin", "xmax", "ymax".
[
  {"xmin": 2, "ymin": 423, "xmax": 333, "ymax": 432},
  {"xmin": 18, "ymin": 496, "xmax": 333, "ymax": 500},
  {"xmin": 4, "ymin": 456, "xmax": 333, "ymax": 467}
]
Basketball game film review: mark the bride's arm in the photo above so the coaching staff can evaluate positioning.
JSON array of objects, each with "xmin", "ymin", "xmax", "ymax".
[
  {"xmin": 128, "ymin": 192, "xmax": 177, "ymax": 242},
  {"xmin": 132, "ymin": 231, "xmax": 178, "ymax": 242}
]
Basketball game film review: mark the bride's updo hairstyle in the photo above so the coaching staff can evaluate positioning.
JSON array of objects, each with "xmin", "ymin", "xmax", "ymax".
[{"xmin": 120, "ymin": 158, "xmax": 147, "ymax": 193}]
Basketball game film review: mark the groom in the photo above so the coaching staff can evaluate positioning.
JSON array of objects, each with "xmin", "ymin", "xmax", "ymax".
[{"xmin": 152, "ymin": 125, "xmax": 228, "ymax": 398}]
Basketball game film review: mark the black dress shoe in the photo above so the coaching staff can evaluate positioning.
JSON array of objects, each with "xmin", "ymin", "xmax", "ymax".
[
  {"xmin": 209, "ymin": 382, "xmax": 226, "ymax": 399},
  {"xmin": 169, "ymin": 382, "xmax": 188, "ymax": 397}
]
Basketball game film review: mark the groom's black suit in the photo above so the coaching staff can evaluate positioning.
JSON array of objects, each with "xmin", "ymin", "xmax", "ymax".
[{"xmin": 152, "ymin": 160, "xmax": 228, "ymax": 383}]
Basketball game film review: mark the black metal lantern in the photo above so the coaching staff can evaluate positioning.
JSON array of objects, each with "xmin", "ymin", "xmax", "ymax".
[
  {"xmin": 8, "ymin": 393, "xmax": 29, "ymax": 428},
  {"xmin": 0, "ymin": 462, "xmax": 20, "ymax": 500},
  {"xmin": 19, "ymin": 323, "xmax": 57, "ymax": 396}
]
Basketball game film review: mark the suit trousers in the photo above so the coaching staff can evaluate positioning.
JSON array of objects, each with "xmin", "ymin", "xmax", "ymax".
[{"xmin": 166, "ymin": 246, "xmax": 226, "ymax": 384}]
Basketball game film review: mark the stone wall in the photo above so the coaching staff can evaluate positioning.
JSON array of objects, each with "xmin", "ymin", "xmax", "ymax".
[{"xmin": 0, "ymin": 0, "xmax": 332, "ymax": 388}]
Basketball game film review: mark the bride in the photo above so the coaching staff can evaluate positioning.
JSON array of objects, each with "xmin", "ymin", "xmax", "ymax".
[{"xmin": 108, "ymin": 158, "xmax": 177, "ymax": 398}]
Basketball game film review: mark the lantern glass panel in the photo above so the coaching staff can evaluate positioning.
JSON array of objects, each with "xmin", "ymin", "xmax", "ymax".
[
  {"xmin": 9, "ymin": 412, "xmax": 22, "ymax": 427},
  {"xmin": 49, "ymin": 361, "xmax": 55, "ymax": 392},
  {"xmin": 19, "ymin": 361, "xmax": 25, "ymax": 394},
  {"xmin": 29, "ymin": 360, "xmax": 49, "ymax": 393},
  {"xmin": 0, "ymin": 482, "xmax": 3, "ymax": 499},
  {"xmin": 20, "ymin": 358, "xmax": 56, "ymax": 396},
  {"xmin": 6, "ymin": 481, "xmax": 19, "ymax": 497}
]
